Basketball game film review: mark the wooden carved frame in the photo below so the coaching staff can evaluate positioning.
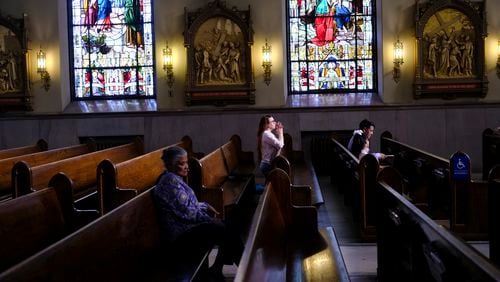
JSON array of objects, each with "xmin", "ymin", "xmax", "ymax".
[
  {"xmin": 184, "ymin": 0, "xmax": 255, "ymax": 106},
  {"xmin": 414, "ymin": 0, "xmax": 487, "ymax": 99},
  {"xmin": 0, "ymin": 11, "xmax": 31, "ymax": 111}
]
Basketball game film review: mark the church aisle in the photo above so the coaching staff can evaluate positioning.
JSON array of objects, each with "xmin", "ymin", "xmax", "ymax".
[{"xmin": 317, "ymin": 176, "xmax": 377, "ymax": 281}]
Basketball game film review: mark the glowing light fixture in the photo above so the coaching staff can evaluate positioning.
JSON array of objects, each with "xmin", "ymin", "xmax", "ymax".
[
  {"xmin": 393, "ymin": 38, "xmax": 404, "ymax": 83},
  {"xmin": 37, "ymin": 47, "xmax": 50, "ymax": 91},
  {"xmin": 262, "ymin": 39, "xmax": 272, "ymax": 85}
]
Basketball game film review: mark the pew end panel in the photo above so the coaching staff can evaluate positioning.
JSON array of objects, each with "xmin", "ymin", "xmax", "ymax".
[
  {"xmin": 358, "ymin": 153, "xmax": 380, "ymax": 240},
  {"xmin": 180, "ymin": 135, "xmax": 204, "ymax": 159},
  {"xmin": 97, "ymin": 159, "xmax": 138, "ymax": 215},
  {"xmin": 221, "ymin": 134, "xmax": 255, "ymax": 176},
  {"xmin": 11, "ymin": 160, "xmax": 32, "ymax": 198},
  {"xmin": 48, "ymin": 172, "xmax": 100, "ymax": 228}
]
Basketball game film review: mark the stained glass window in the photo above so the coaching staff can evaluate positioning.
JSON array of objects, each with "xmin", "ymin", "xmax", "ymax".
[
  {"xmin": 69, "ymin": 0, "xmax": 155, "ymax": 100},
  {"xmin": 287, "ymin": 0, "xmax": 376, "ymax": 94}
]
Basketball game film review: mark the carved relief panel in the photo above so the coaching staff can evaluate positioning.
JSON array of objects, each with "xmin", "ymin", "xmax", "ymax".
[
  {"xmin": 184, "ymin": 0, "xmax": 255, "ymax": 106},
  {"xmin": 415, "ymin": 0, "xmax": 487, "ymax": 99},
  {"xmin": 0, "ymin": 12, "xmax": 31, "ymax": 111}
]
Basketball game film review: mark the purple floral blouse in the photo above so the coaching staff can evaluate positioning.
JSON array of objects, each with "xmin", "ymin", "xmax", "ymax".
[{"xmin": 152, "ymin": 172, "xmax": 213, "ymax": 243}]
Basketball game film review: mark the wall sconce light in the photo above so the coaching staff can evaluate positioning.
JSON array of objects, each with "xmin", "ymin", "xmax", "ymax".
[
  {"xmin": 496, "ymin": 40, "xmax": 500, "ymax": 78},
  {"xmin": 262, "ymin": 39, "xmax": 272, "ymax": 85},
  {"xmin": 163, "ymin": 41, "xmax": 174, "ymax": 96},
  {"xmin": 37, "ymin": 47, "xmax": 51, "ymax": 91},
  {"xmin": 393, "ymin": 38, "xmax": 404, "ymax": 83}
]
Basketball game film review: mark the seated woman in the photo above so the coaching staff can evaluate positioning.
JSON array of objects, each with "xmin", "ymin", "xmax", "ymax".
[{"xmin": 152, "ymin": 146, "xmax": 243, "ymax": 281}]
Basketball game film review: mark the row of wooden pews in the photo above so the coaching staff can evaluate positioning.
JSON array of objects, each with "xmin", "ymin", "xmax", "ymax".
[
  {"xmin": 188, "ymin": 134, "xmax": 256, "ymax": 220},
  {"xmin": 97, "ymin": 135, "xmax": 202, "ymax": 215},
  {"xmin": 0, "ymin": 142, "xmax": 96, "ymax": 201},
  {"xmin": 236, "ymin": 168, "xmax": 349, "ymax": 281},
  {"xmin": 381, "ymin": 131, "xmax": 489, "ymax": 240},
  {"xmin": 376, "ymin": 166, "xmax": 500, "ymax": 281},
  {"xmin": 0, "ymin": 136, "xmax": 204, "ymax": 276},
  {"xmin": 0, "ymin": 133, "xmax": 347, "ymax": 280},
  {"xmin": 329, "ymin": 136, "xmax": 380, "ymax": 241}
]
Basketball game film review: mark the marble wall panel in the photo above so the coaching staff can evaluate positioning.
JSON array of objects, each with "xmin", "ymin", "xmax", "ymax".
[{"xmin": 0, "ymin": 120, "xmax": 40, "ymax": 149}]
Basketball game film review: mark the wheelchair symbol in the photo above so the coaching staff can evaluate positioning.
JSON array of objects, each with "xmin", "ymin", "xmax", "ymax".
[{"xmin": 456, "ymin": 158, "xmax": 465, "ymax": 170}]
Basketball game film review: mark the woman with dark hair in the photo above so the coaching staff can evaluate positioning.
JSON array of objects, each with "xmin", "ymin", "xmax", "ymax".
[
  {"xmin": 257, "ymin": 115, "xmax": 284, "ymax": 177},
  {"xmin": 152, "ymin": 146, "xmax": 243, "ymax": 281}
]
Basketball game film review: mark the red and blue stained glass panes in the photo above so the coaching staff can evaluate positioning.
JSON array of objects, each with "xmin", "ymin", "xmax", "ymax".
[
  {"xmin": 288, "ymin": 0, "xmax": 375, "ymax": 94},
  {"xmin": 70, "ymin": 0, "xmax": 154, "ymax": 99}
]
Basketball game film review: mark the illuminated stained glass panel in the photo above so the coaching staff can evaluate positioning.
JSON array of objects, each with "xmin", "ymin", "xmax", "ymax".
[
  {"xmin": 70, "ymin": 0, "xmax": 155, "ymax": 99},
  {"xmin": 288, "ymin": 0, "xmax": 375, "ymax": 94}
]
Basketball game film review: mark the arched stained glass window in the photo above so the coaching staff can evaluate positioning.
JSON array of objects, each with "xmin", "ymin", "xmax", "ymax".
[
  {"xmin": 287, "ymin": 0, "xmax": 376, "ymax": 94},
  {"xmin": 69, "ymin": 0, "xmax": 155, "ymax": 100}
]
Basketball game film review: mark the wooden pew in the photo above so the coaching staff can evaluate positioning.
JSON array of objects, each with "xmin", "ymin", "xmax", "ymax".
[
  {"xmin": 376, "ymin": 166, "xmax": 500, "ymax": 281},
  {"xmin": 0, "ymin": 139, "xmax": 47, "ymax": 160},
  {"xmin": 449, "ymin": 151, "xmax": 489, "ymax": 240},
  {"xmin": 235, "ymin": 168, "xmax": 349, "ymax": 282},
  {"xmin": 272, "ymin": 133, "xmax": 324, "ymax": 206},
  {"xmin": 380, "ymin": 131, "xmax": 450, "ymax": 219},
  {"xmin": 0, "ymin": 143, "xmax": 95, "ymax": 201},
  {"xmin": 97, "ymin": 136, "xmax": 202, "ymax": 215},
  {"xmin": 489, "ymin": 164, "xmax": 500, "ymax": 266},
  {"xmin": 188, "ymin": 135, "xmax": 255, "ymax": 219},
  {"xmin": 483, "ymin": 128, "xmax": 500, "ymax": 180},
  {"xmin": 0, "ymin": 184, "xmax": 95, "ymax": 273},
  {"xmin": 330, "ymin": 136, "xmax": 380, "ymax": 241},
  {"xmin": 12, "ymin": 138, "xmax": 143, "ymax": 209},
  {"xmin": 381, "ymin": 132, "xmax": 489, "ymax": 240},
  {"xmin": 0, "ymin": 187, "xmax": 210, "ymax": 281}
]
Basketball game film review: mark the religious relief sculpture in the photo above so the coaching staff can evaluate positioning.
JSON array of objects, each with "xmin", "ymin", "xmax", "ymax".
[
  {"xmin": 184, "ymin": 0, "xmax": 255, "ymax": 106},
  {"xmin": 0, "ymin": 12, "xmax": 31, "ymax": 111},
  {"xmin": 414, "ymin": 0, "xmax": 487, "ymax": 99},
  {"xmin": 193, "ymin": 17, "xmax": 245, "ymax": 86},
  {"xmin": 0, "ymin": 45, "xmax": 22, "ymax": 93},
  {"xmin": 422, "ymin": 9, "xmax": 475, "ymax": 79}
]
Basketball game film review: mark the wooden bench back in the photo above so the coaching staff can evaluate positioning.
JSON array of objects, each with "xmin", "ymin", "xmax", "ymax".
[
  {"xmin": 0, "ymin": 143, "xmax": 94, "ymax": 197},
  {"xmin": 483, "ymin": 128, "xmax": 500, "ymax": 180},
  {"xmin": 0, "ymin": 184, "xmax": 73, "ymax": 272},
  {"xmin": 381, "ymin": 131, "xmax": 450, "ymax": 216},
  {"xmin": 0, "ymin": 139, "xmax": 48, "ymax": 160},
  {"xmin": 0, "ymin": 188, "xmax": 163, "ymax": 281},
  {"xmin": 200, "ymin": 148, "xmax": 228, "ymax": 188},
  {"xmin": 377, "ymin": 168, "xmax": 500, "ymax": 281},
  {"xmin": 12, "ymin": 138, "xmax": 143, "ymax": 197},
  {"xmin": 97, "ymin": 137, "xmax": 197, "ymax": 215},
  {"xmin": 220, "ymin": 134, "xmax": 255, "ymax": 176},
  {"xmin": 220, "ymin": 137, "xmax": 240, "ymax": 173},
  {"xmin": 236, "ymin": 168, "xmax": 348, "ymax": 282}
]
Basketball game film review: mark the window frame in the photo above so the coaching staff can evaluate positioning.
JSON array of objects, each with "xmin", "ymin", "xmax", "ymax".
[
  {"xmin": 285, "ymin": 0, "xmax": 378, "ymax": 95},
  {"xmin": 67, "ymin": 0, "xmax": 157, "ymax": 101}
]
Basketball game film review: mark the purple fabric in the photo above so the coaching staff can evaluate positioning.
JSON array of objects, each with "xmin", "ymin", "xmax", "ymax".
[{"xmin": 152, "ymin": 172, "xmax": 213, "ymax": 243}]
